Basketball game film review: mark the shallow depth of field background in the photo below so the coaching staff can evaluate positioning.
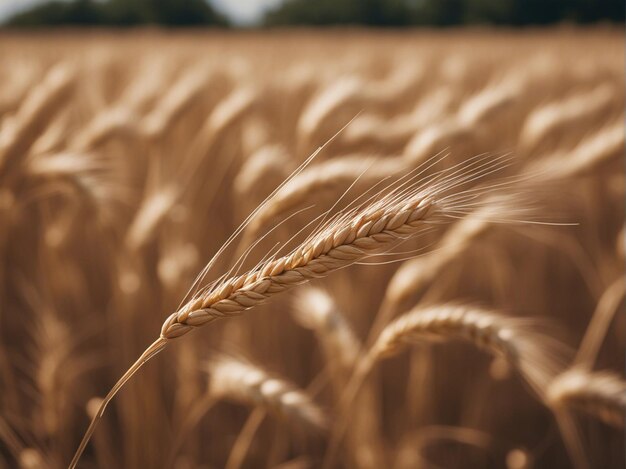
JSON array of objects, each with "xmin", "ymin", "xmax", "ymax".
[{"xmin": 0, "ymin": 1, "xmax": 624, "ymax": 468}]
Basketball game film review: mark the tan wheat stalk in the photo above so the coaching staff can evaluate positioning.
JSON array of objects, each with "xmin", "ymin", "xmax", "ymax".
[
  {"xmin": 239, "ymin": 155, "xmax": 406, "ymax": 250},
  {"xmin": 70, "ymin": 153, "xmax": 501, "ymax": 468},
  {"xmin": 371, "ymin": 304, "xmax": 566, "ymax": 396},
  {"xmin": 161, "ymin": 181, "xmax": 443, "ymax": 340},
  {"xmin": 293, "ymin": 287, "xmax": 385, "ymax": 468},
  {"xmin": 19, "ymin": 448, "xmax": 46, "ymax": 469},
  {"xmin": 85, "ymin": 398, "xmax": 118, "ymax": 469},
  {"xmin": 176, "ymin": 84, "xmax": 258, "ymax": 197},
  {"xmin": 374, "ymin": 199, "xmax": 505, "ymax": 332},
  {"xmin": 124, "ymin": 186, "xmax": 179, "ymax": 251},
  {"xmin": 529, "ymin": 119, "xmax": 624, "ymax": 182},
  {"xmin": 402, "ymin": 77, "xmax": 522, "ymax": 166},
  {"xmin": 207, "ymin": 354, "xmax": 328, "ymax": 432},
  {"xmin": 376, "ymin": 120, "xmax": 624, "ymax": 334},
  {"xmin": 234, "ymin": 144, "xmax": 292, "ymax": 213},
  {"xmin": 297, "ymin": 65, "xmax": 422, "ymax": 156},
  {"xmin": 547, "ymin": 369, "xmax": 626, "ymax": 427},
  {"xmin": 519, "ymin": 83, "xmax": 616, "ymax": 155},
  {"xmin": 0, "ymin": 63, "xmax": 75, "ymax": 181},
  {"xmin": 322, "ymin": 304, "xmax": 568, "ymax": 468},
  {"xmin": 70, "ymin": 107, "xmax": 140, "ymax": 152},
  {"xmin": 125, "ymin": 85, "xmax": 258, "ymax": 252},
  {"xmin": 0, "ymin": 59, "xmax": 41, "ymax": 117},
  {"xmin": 456, "ymin": 77, "xmax": 521, "ymax": 129},
  {"xmin": 23, "ymin": 151, "xmax": 111, "ymax": 201},
  {"xmin": 297, "ymin": 76, "xmax": 364, "ymax": 155},
  {"xmin": 20, "ymin": 151, "xmax": 124, "ymax": 238},
  {"xmin": 575, "ymin": 278, "xmax": 625, "ymax": 369},
  {"xmin": 117, "ymin": 58, "xmax": 173, "ymax": 114},
  {"xmin": 63, "ymin": 61, "xmax": 173, "ymax": 154},
  {"xmin": 402, "ymin": 119, "xmax": 474, "ymax": 165},
  {"xmin": 30, "ymin": 109, "xmax": 70, "ymax": 156},
  {"xmin": 292, "ymin": 287, "xmax": 360, "ymax": 375},
  {"xmin": 140, "ymin": 65, "xmax": 211, "ymax": 141},
  {"xmin": 240, "ymin": 117, "xmax": 272, "ymax": 157},
  {"xmin": 341, "ymin": 87, "xmax": 454, "ymax": 150}
]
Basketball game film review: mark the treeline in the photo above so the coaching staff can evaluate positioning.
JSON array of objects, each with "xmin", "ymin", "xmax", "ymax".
[
  {"xmin": 6, "ymin": 0, "xmax": 624, "ymax": 27},
  {"xmin": 6, "ymin": 0, "xmax": 228, "ymax": 27},
  {"xmin": 266, "ymin": 0, "xmax": 624, "ymax": 26}
]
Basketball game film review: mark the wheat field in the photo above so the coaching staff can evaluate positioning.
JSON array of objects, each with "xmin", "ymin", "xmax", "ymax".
[{"xmin": 0, "ymin": 28, "xmax": 624, "ymax": 469}]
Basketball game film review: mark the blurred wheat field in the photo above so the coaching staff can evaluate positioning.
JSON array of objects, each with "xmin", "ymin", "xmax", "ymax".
[{"xmin": 0, "ymin": 28, "xmax": 624, "ymax": 469}]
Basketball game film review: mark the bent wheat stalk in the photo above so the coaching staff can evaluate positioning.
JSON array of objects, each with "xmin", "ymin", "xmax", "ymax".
[
  {"xmin": 368, "ymin": 304, "xmax": 566, "ymax": 396},
  {"xmin": 322, "ymin": 304, "xmax": 568, "ymax": 468},
  {"xmin": 69, "ymin": 155, "xmax": 505, "ymax": 468},
  {"xmin": 375, "ymin": 120, "xmax": 624, "ymax": 336},
  {"xmin": 547, "ymin": 369, "xmax": 626, "ymax": 428},
  {"xmin": 207, "ymin": 354, "xmax": 328, "ymax": 432}
]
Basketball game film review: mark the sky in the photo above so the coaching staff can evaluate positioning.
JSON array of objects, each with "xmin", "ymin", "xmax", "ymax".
[
  {"xmin": 210, "ymin": 0, "xmax": 284, "ymax": 26},
  {"xmin": 0, "ymin": 0, "xmax": 44, "ymax": 23},
  {"xmin": 0, "ymin": 0, "xmax": 287, "ymax": 25}
]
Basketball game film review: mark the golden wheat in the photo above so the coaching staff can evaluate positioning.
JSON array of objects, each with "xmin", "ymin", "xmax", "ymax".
[{"xmin": 0, "ymin": 29, "xmax": 622, "ymax": 469}]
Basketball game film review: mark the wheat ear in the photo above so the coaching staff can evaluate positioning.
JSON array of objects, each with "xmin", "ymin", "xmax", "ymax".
[
  {"xmin": 0, "ymin": 63, "xmax": 75, "ymax": 180},
  {"xmin": 322, "ymin": 304, "xmax": 568, "ymax": 469},
  {"xmin": 548, "ymin": 369, "xmax": 626, "ymax": 428},
  {"xmin": 207, "ymin": 354, "xmax": 328, "ymax": 432},
  {"xmin": 240, "ymin": 155, "xmax": 405, "ymax": 250},
  {"xmin": 70, "ymin": 154, "xmax": 502, "ymax": 468},
  {"xmin": 370, "ymin": 304, "xmax": 566, "ymax": 395},
  {"xmin": 376, "ymin": 120, "xmax": 624, "ymax": 335},
  {"xmin": 292, "ymin": 287, "xmax": 360, "ymax": 375},
  {"xmin": 347, "ymin": 304, "xmax": 567, "ymax": 416},
  {"xmin": 293, "ymin": 287, "xmax": 385, "ymax": 468}
]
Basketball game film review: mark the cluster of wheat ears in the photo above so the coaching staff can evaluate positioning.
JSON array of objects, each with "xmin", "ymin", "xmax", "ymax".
[{"xmin": 0, "ymin": 29, "xmax": 623, "ymax": 469}]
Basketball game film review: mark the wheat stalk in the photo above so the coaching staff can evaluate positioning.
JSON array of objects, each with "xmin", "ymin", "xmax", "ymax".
[
  {"xmin": 548, "ymin": 369, "xmax": 626, "ymax": 427},
  {"xmin": 235, "ymin": 144, "xmax": 292, "ymax": 210},
  {"xmin": 140, "ymin": 65, "xmax": 211, "ymax": 141},
  {"xmin": 0, "ymin": 63, "xmax": 75, "ymax": 181},
  {"xmin": 322, "ymin": 303, "xmax": 568, "ymax": 468},
  {"xmin": 520, "ymin": 83, "xmax": 616, "ymax": 155},
  {"xmin": 341, "ymin": 87, "xmax": 453, "ymax": 150},
  {"xmin": 207, "ymin": 354, "xmax": 328, "ymax": 432},
  {"xmin": 292, "ymin": 287, "xmax": 385, "ymax": 468},
  {"xmin": 162, "ymin": 186, "xmax": 439, "ymax": 339},
  {"xmin": 2, "ymin": 32, "xmax": 620, "ymax": 469},
  {"xmin": 375, "ymin": 120, "xmax": 624, "ymax": 334},
  {"xmin": 369, "ymin": 304, "xmax": 566, "ymax": 395},
  {"xmin": 240, "ymin": 155, "xmax": 405, "ymax": 249},
  {"xmin": 69, "ymin": 152, "xmax": 504, "ymax": 468},
  {"xmin": 292, "ymin": 287, "xmax": 360, "ymax": 374}
]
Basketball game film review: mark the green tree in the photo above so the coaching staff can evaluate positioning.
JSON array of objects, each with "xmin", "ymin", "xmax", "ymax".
[
  {"xmin": 6, "ymin": 0, "xmax": 228, "ymax": 27},
  {"xmin": 264, "ymin": 0, "xmax": 624, "ymax": 26}
]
